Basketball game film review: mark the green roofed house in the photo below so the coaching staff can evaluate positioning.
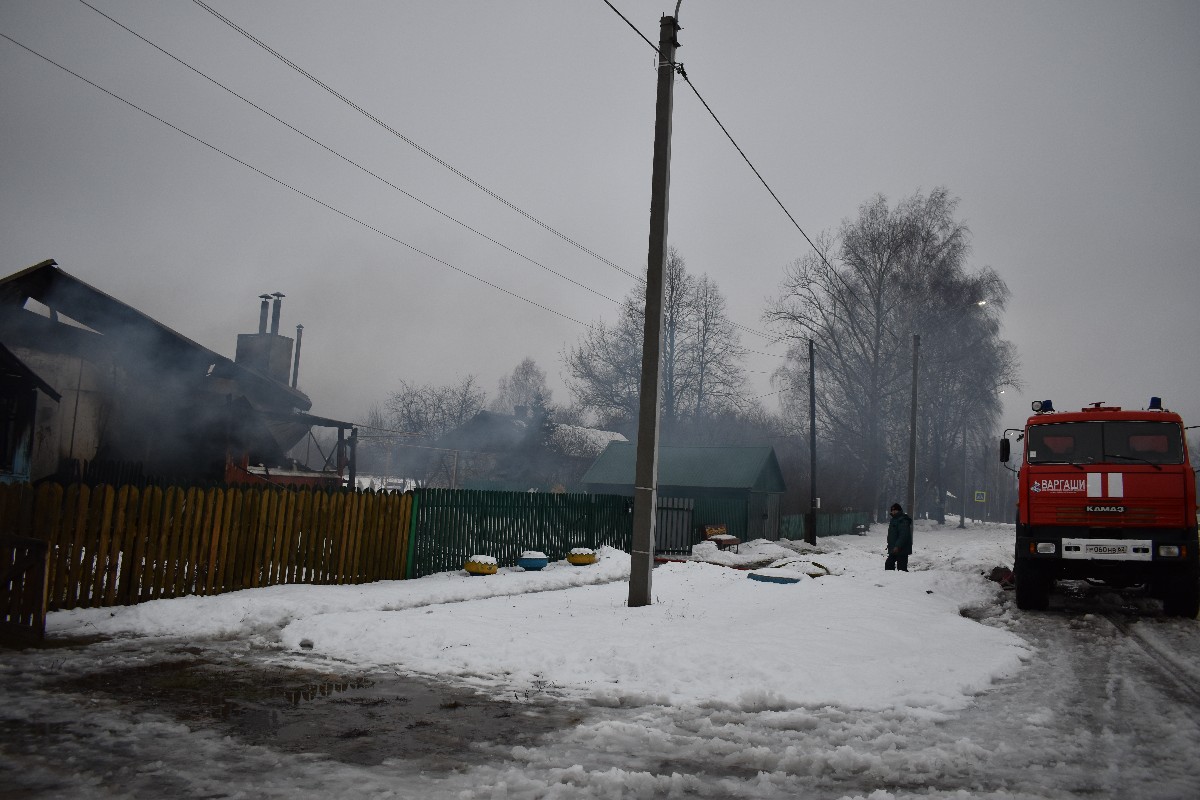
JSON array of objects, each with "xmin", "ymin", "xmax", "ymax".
[{"xmin": 581, "ymin": 443, "xmax": 787, "ymax": 549}]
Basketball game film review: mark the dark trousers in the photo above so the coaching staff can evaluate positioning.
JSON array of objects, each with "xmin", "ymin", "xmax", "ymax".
[{"xmin": 885, "ymin": 553, "xmax": 909, "ymax": 571}]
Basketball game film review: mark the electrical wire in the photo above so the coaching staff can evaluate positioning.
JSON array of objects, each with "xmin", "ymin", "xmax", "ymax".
[
  {"xmin": 73, "ymin": 0, "xmax": 622, "ymax": 308},
  {"xmin": 598, "ymin": 0, "xmax": 840, "ymax": 278},
  {"xmin": 191, "ymin": 0, "xmax": 642, "ymax": 285},
  {"xmin": 0, "ymin": 32, "xmax": 589, "ymax": 328},
  {"xmin": 190, "ymin": 0, "xmax": 784, "ymax": 348}
]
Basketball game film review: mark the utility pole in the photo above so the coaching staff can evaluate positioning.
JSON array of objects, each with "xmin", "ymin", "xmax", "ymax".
[
  {"xmin": 906, "ymin": 333, "xmax": 920, "ymax": 517},
  {"xmin": 958, "ymin": 419, "xmax": 968, "ymax": 528},
  {"xmin": 806, "ymin": 338, "xmax": 817, "ymax": 545},
  {"xmin": 629, "ymin": 12, "xmax": 680, "ymax": 608}
]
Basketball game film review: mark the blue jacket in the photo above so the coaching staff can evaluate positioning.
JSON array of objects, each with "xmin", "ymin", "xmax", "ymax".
[{"xmin": 887, "ymin": 513, "xmax": 913, "ymax": 555}]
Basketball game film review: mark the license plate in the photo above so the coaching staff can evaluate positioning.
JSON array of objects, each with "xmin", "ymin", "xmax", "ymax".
[{"xmin": 1062, "ymin": 538, "xmax": 1152, "ymax": 561}]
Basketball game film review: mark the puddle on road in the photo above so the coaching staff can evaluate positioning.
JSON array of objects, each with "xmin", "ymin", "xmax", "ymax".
[{"xmin": 60, "ymin": 655, "xmax": 584, "ymax": 769}]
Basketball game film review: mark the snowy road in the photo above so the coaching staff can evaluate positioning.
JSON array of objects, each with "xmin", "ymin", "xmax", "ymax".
[{"xmin": 3, "ymin": 523, "xmax": 1199, "ymax": 799}]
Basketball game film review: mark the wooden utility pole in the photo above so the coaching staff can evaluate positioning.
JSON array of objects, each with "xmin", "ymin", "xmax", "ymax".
[{"xmin": 629, "ymin": 12, "xmax": 680, "ymax": 608}]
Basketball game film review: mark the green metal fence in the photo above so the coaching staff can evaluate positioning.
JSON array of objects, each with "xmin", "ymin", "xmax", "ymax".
[
  {"xmin": 780, "ymin": 511, "xmax": 873, "ymax": 540},
  {"xmin": 407, "ymin": 489, "xmax": 632, "ymax": 578},
  {"xmin": 405, "ymin": 489, "xmax": 874, "ymax": 578},
  {"xmin": 692, "ymin": 497, "xmax": 749, "ymax": 541}
]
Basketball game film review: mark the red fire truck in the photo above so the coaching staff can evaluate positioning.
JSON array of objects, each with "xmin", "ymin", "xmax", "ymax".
[{"xmin": 1001, "ymin": 398, "xmax": 1199, "ymax": 616}]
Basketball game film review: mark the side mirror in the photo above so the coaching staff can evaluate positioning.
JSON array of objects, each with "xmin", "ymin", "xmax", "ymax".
[{"xmin": 999, "ymin": 438, "xmax": 1010, "ymax": 463}]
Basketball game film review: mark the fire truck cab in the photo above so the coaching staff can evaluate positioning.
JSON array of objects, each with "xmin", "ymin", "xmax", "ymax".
[{"xmin": 1001, "ymin": 398, "xmax": 1199, "ymax": 617}]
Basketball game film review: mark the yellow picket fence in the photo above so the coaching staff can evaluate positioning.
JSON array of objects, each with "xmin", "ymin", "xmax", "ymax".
[{"xmin": 0, "ymin": 482, "xmax": 413, "ymax": 612}]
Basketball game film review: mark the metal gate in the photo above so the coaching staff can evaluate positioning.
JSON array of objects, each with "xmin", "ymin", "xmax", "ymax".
[{"xmin": 654, "ymin": 497, "xmax": 695, "ymax": 554}]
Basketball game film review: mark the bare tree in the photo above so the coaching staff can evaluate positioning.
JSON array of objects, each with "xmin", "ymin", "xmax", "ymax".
[
  {"xmin": 489, "ymin": 357, "xmax": 553, "ymax": 415},
  {"xmin": 766, "ymin": 188, "xmax": 1020, "ymax": 517},
  {"xmin": 563, "ymin": 247, "xmax": 747, "ymax": 438},
  {"xmin": 383, "ymin": 375, "xmax": 487, "ymax": 486},
  {"xmin": 386, "ymin": 375, "xmax": 486, "ymax": 438}
]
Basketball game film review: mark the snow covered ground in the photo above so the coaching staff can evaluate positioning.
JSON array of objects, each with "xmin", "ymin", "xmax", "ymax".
[{"xmin": 4, "ymin": 520, "xmax": 1199, "ymax": 799}]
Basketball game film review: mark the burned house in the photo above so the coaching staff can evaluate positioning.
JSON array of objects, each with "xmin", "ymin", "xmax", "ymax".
[
  {"xmin": 0, "ymin": 343, "xmax": 61, "ymax": 484},
  {"xmin": 0, "ymin": 260, "xmax": 353, "ymax": 487}
]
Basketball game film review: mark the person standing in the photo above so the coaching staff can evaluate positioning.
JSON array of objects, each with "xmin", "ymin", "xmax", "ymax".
[{"xmin": 886, "ymin": 502, "xmax": 913, "ymax": 571}]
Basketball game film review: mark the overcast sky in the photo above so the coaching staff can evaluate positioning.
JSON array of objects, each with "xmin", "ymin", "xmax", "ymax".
[{"xmin": 2, "ymin": 0, "xmax": 1198, "ymax": 433}]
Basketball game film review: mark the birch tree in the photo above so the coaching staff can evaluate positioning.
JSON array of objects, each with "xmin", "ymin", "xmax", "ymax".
[
  {"xmin": 766, "ymin": 188, "xmax": 1019, "ymax": 517},
  {"xmin": 562, "ymin": 247, "xmax": 747, "ymax": 437}
]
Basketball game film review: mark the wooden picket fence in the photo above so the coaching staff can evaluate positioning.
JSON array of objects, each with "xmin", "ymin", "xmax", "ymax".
[
  {"xmin": 1, "ymin": 534, "xmax": 49, "ymax": 640},
  {"xmin": 0, "ymin": 482, "xmax": 414, "ymax": 613}
]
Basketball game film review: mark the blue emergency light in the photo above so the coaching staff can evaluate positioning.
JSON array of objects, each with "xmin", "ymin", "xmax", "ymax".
[
  {"xmin": 1149, "ymin": 396, "xmax": 1163, "ymax": 411},
  {"xmin": 1032, "ymin": 399, "xmax": 1054, "ymax": 413}
]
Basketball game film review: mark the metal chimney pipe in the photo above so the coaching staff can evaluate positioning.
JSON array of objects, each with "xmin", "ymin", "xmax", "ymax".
[
  {"xmin": 291, "ymin": 324, "xmax": 304, "ymax": 388},
  {"xmin": 270, "ymin": 292, "xmax": 285, "ymax": 335},
  {"xmin": 258, "ymin": 294, "xmax": 271, "ymax": 334}
]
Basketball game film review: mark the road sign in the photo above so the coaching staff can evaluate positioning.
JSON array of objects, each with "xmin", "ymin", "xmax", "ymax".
[{"xmin": 974, "ymin": 491, "xmax": 987, "ymax": 503}]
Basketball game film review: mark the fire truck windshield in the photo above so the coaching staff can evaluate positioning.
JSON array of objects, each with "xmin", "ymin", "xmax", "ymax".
[{"xmin": 1026, "ymin": 421, "xmax": 1184, "ymax": 465}]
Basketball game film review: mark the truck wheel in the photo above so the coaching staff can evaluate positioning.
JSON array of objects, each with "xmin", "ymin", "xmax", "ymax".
[
  {"xmin": 1015, "ymin": 564, "xmax": 1051, "ymax": 611},
  {"xmin": 1162, "ymin": 575, "xmax": 1200, "ymax": 618}
]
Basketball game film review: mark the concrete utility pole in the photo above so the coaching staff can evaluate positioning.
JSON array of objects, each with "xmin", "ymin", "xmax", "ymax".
[
  {"xmin": 906, "ymin": 333, "xmax": 920, "ymax": 517},
  {"xmin": 629, "ymin": 12, "xmax": 681, "ymax": 608}
]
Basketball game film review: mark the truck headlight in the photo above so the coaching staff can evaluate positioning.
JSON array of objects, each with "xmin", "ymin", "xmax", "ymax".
[
  {"xmin": 1036, "ymin": 542, "xmax": 1056, "ymax": 554},
  {"xmin": 1157, "ymin": 545, "xmax": 1180, "ymax": 557}
]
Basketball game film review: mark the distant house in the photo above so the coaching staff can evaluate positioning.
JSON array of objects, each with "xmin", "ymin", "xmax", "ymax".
[
  {"xmin": 430, "ymin": 408, "xmax": 626, "ymax": 491},
  {"xmin": 0, "ymin": 259, "xmax": 354, "ymax": 486},
  {"xmin": 581, "ymin": 443, "xmax": 787, "ymax": 541}
]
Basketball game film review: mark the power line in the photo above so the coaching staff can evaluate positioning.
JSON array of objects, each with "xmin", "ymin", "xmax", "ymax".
[
  {"xmin": 190, "ymin": 0, "xmax": 784, "ymax": 348},
  {"xmin": 191, "ymin": 0, "xmax": 643, "ymax": 285},
  {"xmin": 0, "ymin": 32, "xmax": 589, "ymax": 328},
  {"xmin": 73, "ymin": 0, "xmax": 622, "ymax": 308},
  {"xmin": 597, "ymin": 0, "xmax": 841, "ymax": 278}
]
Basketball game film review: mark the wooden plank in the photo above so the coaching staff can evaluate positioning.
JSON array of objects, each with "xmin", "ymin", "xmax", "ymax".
[
  {"xmin": 103, "ymin": 486, "xmax": 132, "ymax": 607},
  {"xmin": 0, "ymin": 535, "xmax": 49, "ymax": 640},
  {"xmin": 257, "ymin": 489, "xmax": 278, "ymax": 587},
  {"xmin": 157, "ymin": 487, "xmax": 183, "ymax": 599},
  {"xmin": 290, "ymin": 490, "xmax": 311, "ymax": 583},
  {"xmin": 201, "ymin": 489, "xmax": 225, "ymax": 594},
  {"xmin": 227, "ymin": 488, "xmax": 251, "ymax": 592},
  {"xmin": 179, "ymin": 486, "xmax": 202, "ymax": 596},
  {"xmin": 343, "ymin": 491, "xmax": 364, "ymax": 583},
  {"xmin": 85, "ymin": 486, "xmax": 111, "ymax": 608},
  {"xmin": 327, "ymin": 491, "xmax": 345, "ymax": 583},
  {"xmin": 268, "ymin": 489, "xmax": 287, "ymax": 586},
  {"xmin": 61, "ymin": 483, "xmax": 87, "ymax": 610},
  {"xmin": 319, "ymin": 489, "xmax": 338, "ymax": 582},
  {"xmin": 36, "ymin": 483, "xmax": 66, "ymax": 608},
  {"xmin": 197, "ymin": 486, "xmax": 218, "ymax": 593},
  {"xmin": 297, "ymin": 490, "xmax": 314, "ymax": 583},
  {"xmin": 140, "ymin": 486, "xmax": 164, "ymax": 602},
  {"xmin": 382, "ymin": 492, "xmax": 396, "ymax": 579},
  {"xmin": 265, "ymin": 489, "xmax": 284, "ymax": 586},
  {"xmin": 272, "ymin": 491, "xmax": 292, "ymax": 585},
  {"xmin": 362, "ymin": 492, "xmax": 385, "ymax": 582},
  {"xmin": 248, "ymin": 489, "xmax": 270, "ymax": 588},
  {"xmin": 234, "ymin": 484, "xmax": 255, "ymax": 592},
  {"xmin": 360, "ymin": 491, "xmax": 379, "ymax": 581},
  {"xmin": 136, "ymin": 486, "xmax": 156, "ymax": 601},
  {"xmin": 353, "ymin": 492, "xmax": 373, "ymax": 583}
]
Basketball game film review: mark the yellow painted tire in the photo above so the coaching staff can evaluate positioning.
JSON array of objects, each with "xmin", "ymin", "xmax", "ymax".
[
  {"xmin": 567, "ymin": 552, "xmax": 597, "ymax": 566},
  {"xmin": 465, "ymin": 559, "xmax": 497, "ymax": 576}
]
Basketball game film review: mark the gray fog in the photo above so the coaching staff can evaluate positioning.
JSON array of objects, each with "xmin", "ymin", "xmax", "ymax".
[{"xmin": 2, "ymin": 0, "xmax": 1197, "ymax": 431}]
